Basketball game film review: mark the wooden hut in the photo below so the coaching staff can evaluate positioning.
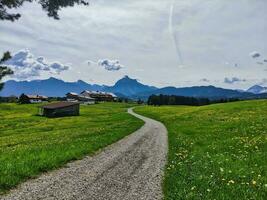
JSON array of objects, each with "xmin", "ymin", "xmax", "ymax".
[{"xmin": 39, "ymin": 102, "xmax": 80, "ymax": 118}]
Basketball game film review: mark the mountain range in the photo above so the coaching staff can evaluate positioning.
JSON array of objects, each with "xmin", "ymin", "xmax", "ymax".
[
  {"xmin": 1, "ymin": 76, "xmax": 267, "ymax": 100},
  {"xmin": 247, "ymin": 85, "xmax": 267, "ymax": 94}
]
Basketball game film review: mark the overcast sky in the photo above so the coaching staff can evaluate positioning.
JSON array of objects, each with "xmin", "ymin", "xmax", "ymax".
[{"xmin": 0, "ymin": 0, "xmax": 266, "ymax": 89}]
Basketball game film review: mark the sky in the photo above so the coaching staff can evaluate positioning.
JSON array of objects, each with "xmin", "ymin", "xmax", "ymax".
[{"xmin": 0, "ymin": 0, "xmax": 266, "ymax": 89}]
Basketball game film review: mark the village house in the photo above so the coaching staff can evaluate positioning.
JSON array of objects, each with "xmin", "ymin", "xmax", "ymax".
[
  {"xmin": 66, "ymin": 92, "xmax": 95, "ymax": 104},
  {"xmin": 66, "ymin": 92, "xmax": 79, "ymax": 102},
  {"xmin": 19, "ymin": 94, "xmax": 48, "ymax": 104},
  {"xmin": 80, "ymin": 90, "xmax": 117, "ymax": 102},
  {"xmin": 39, "ymin": 102, "xmax": 80, "ymax": 118}
]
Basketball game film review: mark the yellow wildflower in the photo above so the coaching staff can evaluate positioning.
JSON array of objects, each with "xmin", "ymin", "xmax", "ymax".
[
  {"xmin": 228, "ymin": 180, "xmax": 235, "ymax": 184},
  {"xmin": 191, "ymin": 186, "xmax": 196, "ymax": 190}
]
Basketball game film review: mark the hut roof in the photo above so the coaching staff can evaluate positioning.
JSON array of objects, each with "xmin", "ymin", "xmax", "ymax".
[{"xmin": 41, "ymin": 102, "xmax": 80, "ymax": 109}]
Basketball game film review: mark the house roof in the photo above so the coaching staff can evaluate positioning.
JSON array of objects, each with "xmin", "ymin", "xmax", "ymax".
[
  {"xmin": 25, "ymin": 95, "xmax": 48, "ymax": 99},
  {"xmin": 81, "ymin": 90, "xmax": 116, "ymax": 97},
  {"xmin": 41, "ymin": 102, "xmax": 80, "ymax": 109},
  {"xmin": 106, "ymin": 92, "xmax": 117, "ymax": 97},
  {"xmin": 66, "ymin": 92, "xmax": 95, "ymax": 101},
  {"xmin": 66, "ymin": 92, "xmax": 79, "ymax": 96},
  {"xmin": 79, "ymin": 94, "xmax": 95, "ymax": 100}
]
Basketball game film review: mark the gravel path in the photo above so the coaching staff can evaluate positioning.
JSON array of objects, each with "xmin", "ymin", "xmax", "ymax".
[{"xmin": 1, "ymin": 108, "xmax": 168, "ymax": 200}]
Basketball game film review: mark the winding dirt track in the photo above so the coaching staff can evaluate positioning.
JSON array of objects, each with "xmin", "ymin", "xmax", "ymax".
[{"xmin": 1, "ymin": 108, "xmax": 168, "ymax": 200}]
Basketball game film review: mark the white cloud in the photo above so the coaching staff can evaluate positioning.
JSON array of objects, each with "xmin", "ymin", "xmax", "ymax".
[
  {"xmin": 0, "ymin": 0, "xmax": 267, "ymax": 89},
  {"xmin": 87, "ymin": 60, "xmax": 97, "ymax": 66},
  {"xmin": 256, "ymin": 62, "xmax": 264, "ymax": 65},
  {"xmin": 50, "ymin": 62, "xmax": 69, "ymax": 73},
  {"xmin": 200, "ymin": 78, "xmax": 210, "ymax": 82},
  {"xmin": 4, "ymin": 49, "xmax": 70, "ymax": 79},
  {"xmin": 250, "ymin": 51, "xmax": 261, "ymax": 58},
  {"xmin": 87, "ymin": 59, "xmax": 124, "ymax": 71},
  {"xmin": 224, "ymin": 77, "xmax": 246, "ymax": 84},
  {"xmin": 98, "ymin": 59, "xmax": 123, "ymax": 71}
]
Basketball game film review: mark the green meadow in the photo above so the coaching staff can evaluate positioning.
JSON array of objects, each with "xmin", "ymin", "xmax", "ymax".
[
  {"xmin": 0, "ymin": 102, "xmax": 144, "ymax": 194},
  {"xmin": 135, "ymin": 100, "xmax": 267, "ymax": 200}
]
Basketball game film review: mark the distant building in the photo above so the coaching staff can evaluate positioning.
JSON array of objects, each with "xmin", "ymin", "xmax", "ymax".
[
  {"xmin": 39, "ymin": 102, "xmax": 80, "ymax": 118},
  {"xmin": 66, "ymin": 92, "xmax": 79, "ymax": 101},
  {"xmin": 19, "ymin": 94, "xmax": 48, "ymax": 104},
  {"xmin": 66, "ymin": 92, "xmax": 95, "ymax": 104},
  {"xmin": 80, "ymin": 90, "xmax": 117, "ymax": 102}
]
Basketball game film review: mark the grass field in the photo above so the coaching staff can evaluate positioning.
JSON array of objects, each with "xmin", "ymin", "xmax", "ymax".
[
  {"xmin": 135, "ymin": 100, "xmax": 267, "ymax": 200},
  {"xmin": 0, "ymin": 102, "xmax": 144, "ymax": 194}
]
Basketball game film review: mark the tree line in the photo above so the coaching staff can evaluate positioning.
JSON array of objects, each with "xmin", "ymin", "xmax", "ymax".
[{"xmin": 147, "ymin": 94, "xmax": 240, "ymax": 106}]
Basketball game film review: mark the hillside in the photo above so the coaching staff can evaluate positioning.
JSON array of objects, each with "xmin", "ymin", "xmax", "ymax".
[
  {"xmin": 134, "ymin": 85, "xmax": 252, "ymax": 100},
  {"xmin": 134, "ymin": 100, "xmax": 267, "ymax": 199},
  {"xmin": 0, "ymin": 103, "xmax": 143, "ymax": 194},
  {"xmin": 247, "ymin": 85, "xmax": 267, "ymax": 94}
]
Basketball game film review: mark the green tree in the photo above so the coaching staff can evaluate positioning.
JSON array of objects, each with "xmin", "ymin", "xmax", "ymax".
[
  {"xmin": 0, "ymin": 1, "xmax": 89, "ymax": 84},
  {"xmin": 137, "ymin": 99, "xmax": 144, "ymax": 105},
  {"xmin": 0, "ymin": 51, "xmax": 13, "ymax": 91},
  {"xmin": 18, "ymin": 93, "xmax": 30, "ymax": 104},
  {"xmin": 0, "ymin": 0, "xmax": 89, "ymax": 21}
]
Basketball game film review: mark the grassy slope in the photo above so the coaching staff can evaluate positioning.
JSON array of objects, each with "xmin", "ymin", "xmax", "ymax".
[
  {"xmin": 135, "ymin": 100, "xmax": 267, "ymax": 200},
  {"xmin": 0, "ymin": 102, "xmax": 144, "ymax": 194}
]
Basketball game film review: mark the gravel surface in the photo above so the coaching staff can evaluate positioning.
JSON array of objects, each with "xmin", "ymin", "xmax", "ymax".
[{"xmin": 1, "ymin": 108, "xmax": 168, "ymax": 200}]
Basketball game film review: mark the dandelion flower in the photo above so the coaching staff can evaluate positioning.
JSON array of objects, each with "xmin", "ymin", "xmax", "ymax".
[
  {"xmin": 252, "ymin": 180, "xmax": 256, "ymax": 185},
  {"xmin": 229, "ymin": 180, "xmax": 235, "ymax": 184}
]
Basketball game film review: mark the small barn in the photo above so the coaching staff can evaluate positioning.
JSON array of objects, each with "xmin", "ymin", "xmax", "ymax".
[{"xmin": 39, "ymin": 102, "xmax": 80, "ymax": 118}]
